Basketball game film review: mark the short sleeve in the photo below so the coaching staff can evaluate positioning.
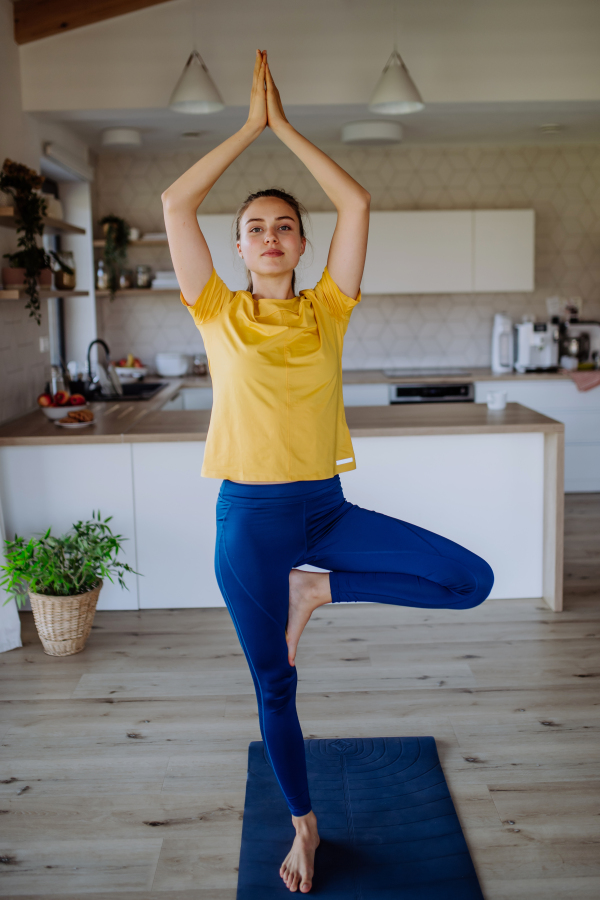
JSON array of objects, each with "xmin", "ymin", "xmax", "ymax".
[
  {"xmin": 311, "ymin": 266, "xmax": 361, "ymax": 320},
  {"xmin": 181, "ymin": 268, "xmax": 234, "ymax": 325}
]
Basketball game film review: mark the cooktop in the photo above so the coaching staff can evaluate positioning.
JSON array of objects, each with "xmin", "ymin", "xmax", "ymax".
[{"xmin": 383, "ymin": 368, "xmax": 472, "ymax": 378}]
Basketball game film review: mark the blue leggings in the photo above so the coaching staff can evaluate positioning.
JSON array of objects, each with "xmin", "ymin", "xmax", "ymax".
[{"xmin": 215, "ymin": 475, "xmax": 494, "ymax": 817}]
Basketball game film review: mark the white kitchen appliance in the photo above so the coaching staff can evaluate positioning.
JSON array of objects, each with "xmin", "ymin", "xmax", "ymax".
[
  {"xmin": 514, "ymin": 320, "xmax": 559, "ymax": 372},
  {"xmin": 155, "ymin": 352, "xmax": 190, "ymax": 377},
  {"xmin": 491, "ymin": 313, "xmax": 514, "ymax": 374}
]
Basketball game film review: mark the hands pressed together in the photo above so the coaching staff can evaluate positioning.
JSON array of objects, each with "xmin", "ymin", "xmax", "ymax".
[{"xmin": 247, "ymin": 49, "xmax": 289, "ymax": 135}]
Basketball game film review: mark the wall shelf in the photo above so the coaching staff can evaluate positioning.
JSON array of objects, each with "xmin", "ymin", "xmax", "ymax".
[
  {"xmin": 0, "ymin": 207, "xmax": 86, "ymax": 235},
  {"xmin": 93, "ymin": 239, "xmax": 168, "ymax": 247},
  {"xmin": 0, "ymin": 288, "xmax": 89, "ymax": 300},
  {"xmin": 96, "ymin": 288, "xmax": 178, "ymax": 297}
]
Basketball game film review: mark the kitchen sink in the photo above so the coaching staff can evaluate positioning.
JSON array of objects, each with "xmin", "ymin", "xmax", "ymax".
[{"xmin": 89, "ymin": 381, "xmax": 167, "ymax": 402}]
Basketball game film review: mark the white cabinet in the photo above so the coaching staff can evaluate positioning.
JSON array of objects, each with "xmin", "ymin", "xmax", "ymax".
[
  {"xmin": 342, "ymin": 383, "xmax": 389, "ymax": 407},
  {"xmin": 361, "ymin": 211, "xmax": 473, "ymax": 294},
  {"xmin": 132, "ymin": 443, "xmax": 223, "ymax": 608},
  {"xmin": 299, "ymin": 210, "xmax": 534, "ymax": 295},
  {"xmin": 475, "ymin": 379, "xmax": 600, "ymax": 492},
  {"xmin": 161, "ymin": 387, "xmax": 213, "ymax": 410},
  {"xmin": 198, "ymin": 210, "xmax": 535, "ymax": 296},
  {"xmin": 473, "ymin": 210, "xmax": 534, "ymax": 292}
]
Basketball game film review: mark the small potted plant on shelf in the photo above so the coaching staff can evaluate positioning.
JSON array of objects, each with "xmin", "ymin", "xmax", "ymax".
[
  {"xmin": 0, "ymin": 158, "xmax": 52, "ymax": 324},
  {"xmin": 99, "ymin": 214, "xmax": 130, "ymax": 300},
  {"xmin": 2, "ymin": 248, "xmax": 52, "ymax": 288},
  {"xmin": 0, "ymin": 511, "xmax": 139, "ymax": 657}
]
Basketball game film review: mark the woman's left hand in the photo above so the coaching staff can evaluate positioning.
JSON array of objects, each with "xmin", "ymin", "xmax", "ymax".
[{"xmin": 265, "ymin": 55, "xmax": 289, "ymax": 132}]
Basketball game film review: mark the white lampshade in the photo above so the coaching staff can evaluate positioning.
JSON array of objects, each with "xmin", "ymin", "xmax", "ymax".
[
  {"xmin": 341, "ymin": 121, "xmax": 403, "ymax": 145},
  {"xmin": 369, "ymin": 49, "xmax": 424, "ymax": 115},
  {"xmin": 169, "ymin": 50, "xmax": 224, "ymax": 114}
]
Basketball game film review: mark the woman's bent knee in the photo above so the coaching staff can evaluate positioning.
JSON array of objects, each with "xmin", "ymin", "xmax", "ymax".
[{"xmin": 259, "ymin": 666, "xmax": 298, "ymax": 714}]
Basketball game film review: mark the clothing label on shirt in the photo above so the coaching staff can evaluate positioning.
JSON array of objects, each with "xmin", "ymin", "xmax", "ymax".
[{"xmin": 336, "ymin": 457, "xmax": 353, "ymax": 465}]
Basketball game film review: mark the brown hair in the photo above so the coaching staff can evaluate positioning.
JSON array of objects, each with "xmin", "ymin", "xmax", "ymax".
[{"xmin": 234, "ymin": 188, "xmax": 308, "ymax": 294}]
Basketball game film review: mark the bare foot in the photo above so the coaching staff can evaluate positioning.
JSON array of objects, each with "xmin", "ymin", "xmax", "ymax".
[
  {"xmin": 287, "ymin": 569, "xmax": 332, "ymax": 666},
  {"xmin": 280, "ymin": 810, "xmax": 320, "ymax": 893}
]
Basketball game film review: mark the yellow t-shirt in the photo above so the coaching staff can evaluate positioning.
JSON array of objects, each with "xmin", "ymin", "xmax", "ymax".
[{"xmin": 182, "ymin": 266, "xmax": 361, "ymax": 481}]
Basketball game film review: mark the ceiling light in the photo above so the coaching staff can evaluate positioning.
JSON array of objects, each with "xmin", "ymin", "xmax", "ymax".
[
  {"xmin": 538, "ymin": 123, "xmax": 565, "ymax": 134},
  {"xmin": 101, "ymin": 128, "xmax": 142, "ymax": 147},
  {"xmin": 341, "ymin": 121, "xmax": 404, "ymax": 145},
  {"xmin": 369, "ymin": 49, "xmax": 424, "ymax": 115},
  {"xmin": 169, "ymin": 50, "xmax": 224, "ymax": 114}
]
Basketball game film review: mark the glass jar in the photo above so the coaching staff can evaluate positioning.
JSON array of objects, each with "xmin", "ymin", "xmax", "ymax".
[
  {"xmin": 51, "ymin": 250, "xmax": 76, "ymax": 290},
  {"xmin": 96, "ymin": 259, "xmax": 109, "ymax": 290},
  {"xmin": 119, "ymin": 269, "xmax": 134, "ymax": 290},
  {"xmin": 136, "ymin": 264, "xmax": 153, "ymax": 288},
  {"xmin": 192, "ymin": 354, "xmax": 208, "ymax": 376},
  {"xmin": 50, "ymin": 364, "xmax": 69, "ymax": 399}
]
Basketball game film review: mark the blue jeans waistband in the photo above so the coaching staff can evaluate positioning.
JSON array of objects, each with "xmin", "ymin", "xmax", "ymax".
[{"xmin": 219, "ymin": 475, "xmax": 341, "ymax": 502}]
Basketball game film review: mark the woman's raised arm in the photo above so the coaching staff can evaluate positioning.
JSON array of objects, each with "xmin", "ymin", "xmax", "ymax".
[
  {"xmin": 264, "ymin": 55, "xmax": 370, "ymax": 301},
  {"xmin": 162, "ymin": 50, "xmax": 268, "ymax": 305}
]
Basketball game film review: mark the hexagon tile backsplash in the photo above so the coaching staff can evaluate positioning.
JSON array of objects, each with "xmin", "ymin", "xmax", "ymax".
[{"xmin": 96, "ymin": 143, "xmax": 600, "ymax": 370}]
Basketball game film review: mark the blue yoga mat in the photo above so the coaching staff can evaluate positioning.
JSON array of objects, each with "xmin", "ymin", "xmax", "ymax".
[{"xmin": 237, "ymin": 736, "xmax": 483, "ymax": 899}]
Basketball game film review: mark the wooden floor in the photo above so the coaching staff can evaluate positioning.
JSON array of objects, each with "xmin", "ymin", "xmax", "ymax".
[{"xmin": 1, "ymin": 493, "xmax": 598, "ymax": 899}]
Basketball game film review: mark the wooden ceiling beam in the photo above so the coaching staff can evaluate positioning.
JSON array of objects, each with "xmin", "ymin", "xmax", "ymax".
[{"xmin": 13, "ymin": 0, "xmax": 177, "ymax": 45}]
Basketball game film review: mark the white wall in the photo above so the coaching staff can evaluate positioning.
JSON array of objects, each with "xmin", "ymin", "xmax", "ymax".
[{"xmin": 19, "ymin": 0, "xmax": 600, "ymax": 111}]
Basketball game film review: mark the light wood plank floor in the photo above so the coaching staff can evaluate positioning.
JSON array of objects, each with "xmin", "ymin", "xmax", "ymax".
[{"xmin": 1, "ymin": 493, "xmax": 598, "ymax": 899}]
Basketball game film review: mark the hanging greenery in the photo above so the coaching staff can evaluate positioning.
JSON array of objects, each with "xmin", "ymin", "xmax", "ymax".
[
  {"xmin": 0, "ymin": 159, "xmax": 51, "ymax": 325},
  {"xmin": 99, "ymin": 214, "xmax": 130, "ymax": 300}
]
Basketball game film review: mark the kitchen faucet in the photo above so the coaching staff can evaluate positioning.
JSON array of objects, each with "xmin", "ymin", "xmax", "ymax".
[{"xmin": 86, "ymin": 338, "xmax": 111, "ymax": 385}]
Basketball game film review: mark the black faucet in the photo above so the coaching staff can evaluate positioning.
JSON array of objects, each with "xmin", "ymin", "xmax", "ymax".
[{"xmin": 87, "ymin": 338, "xmax": 111, "ymax": 387}]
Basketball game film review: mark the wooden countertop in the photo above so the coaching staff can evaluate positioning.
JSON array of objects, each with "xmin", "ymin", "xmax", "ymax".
[
  {"xmin": 341, "ymin": 367, "xmax": 571, "ymax": 384},
  {"xmin": 0, "ymin": 375, "xmax": 563, "ymax": 446}
]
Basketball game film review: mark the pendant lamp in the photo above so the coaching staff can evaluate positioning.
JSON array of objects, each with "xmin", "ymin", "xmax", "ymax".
[
  {"xmin": 169, "ymin": 50, "xmax": 224, "ymax": 114},
  {"xmin": 368, "ymin": 49, "xmax": 424, "ymax": 115}
]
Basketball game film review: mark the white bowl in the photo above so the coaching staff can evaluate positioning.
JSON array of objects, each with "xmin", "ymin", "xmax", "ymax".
[
  {"xmin": 41, "ymin": 403, "xmax": 88, "ymax": 420},
  {"xmin": 155, "ymin": 352, "xmax": 190, "ymax": 377},
  {"xmin": 114, "ymin": 366, "xmax": 148, "ymax": 379}
]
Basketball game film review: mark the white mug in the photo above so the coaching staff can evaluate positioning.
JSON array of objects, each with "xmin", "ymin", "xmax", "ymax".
[{"xmin": 487, "ymin": 390, "xmax": 507, "ymax": 411}]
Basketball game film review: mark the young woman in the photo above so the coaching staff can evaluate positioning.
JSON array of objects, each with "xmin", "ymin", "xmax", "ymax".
[{"xmin": 162, "ymin": 50, "xmax": 494, "ymax": 894}]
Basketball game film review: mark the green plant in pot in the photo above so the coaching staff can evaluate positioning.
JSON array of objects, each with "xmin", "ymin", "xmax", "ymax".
[
  {"xmin": 0, "ymin": 159, "xmax": 52, "ymax": 324},
  {"xmin": 1, "ymin": 511, "xmax": 139, "ymax": 657},
  {"xmin": 99, "ymin": 214, "xmax": 130, "ymax": 300}
]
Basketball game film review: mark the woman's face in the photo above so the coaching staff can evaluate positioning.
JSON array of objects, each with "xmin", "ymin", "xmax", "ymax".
[{"xmin": 237, "ymin": 196, "xmax": 306, "ymax": 284}]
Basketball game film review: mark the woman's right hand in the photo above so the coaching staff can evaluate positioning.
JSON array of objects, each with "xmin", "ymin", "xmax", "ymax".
[{"xmin": 246, "ymin": 50, "xmax": 267, "ymax": 134}]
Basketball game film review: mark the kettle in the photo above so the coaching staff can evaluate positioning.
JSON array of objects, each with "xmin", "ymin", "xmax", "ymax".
[{"xmin": 491, "ymin": 313, "xmax": 514, "ymax": 374}]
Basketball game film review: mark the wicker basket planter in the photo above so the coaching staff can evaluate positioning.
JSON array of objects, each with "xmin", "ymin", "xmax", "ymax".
[{"xmin": 28, "ymin": 580, "xmax": 103, "ymax": 657}]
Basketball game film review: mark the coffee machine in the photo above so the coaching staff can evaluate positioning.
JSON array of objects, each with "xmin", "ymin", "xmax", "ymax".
[{"xmin": 514, "ymin": 320, "xmax": 560, "ymax": 372}]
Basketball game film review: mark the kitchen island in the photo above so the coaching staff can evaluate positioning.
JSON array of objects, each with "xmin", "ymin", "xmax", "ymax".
[{"xmin": 0, "ymin": 381, "xmax": 564, "ymax": 612}]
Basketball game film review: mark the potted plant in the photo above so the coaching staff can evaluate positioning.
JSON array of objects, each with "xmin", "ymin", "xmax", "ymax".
[
  {"xmin": 0, "ymin": 159, "xmax": 52, "ymax": 324},
  {"xmin": 2, "ymin": 248, "xmax": 52, "ymax": 288},
  {"xmin": 0, "ymin": 512, "xmax": 138, "ymax": 657},
  {"xmin": 99, "ymin": 214, "xmax": 130, "ymax": 300}
]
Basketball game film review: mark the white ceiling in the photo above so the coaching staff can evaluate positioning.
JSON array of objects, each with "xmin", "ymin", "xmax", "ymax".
[
  {"xmin": 22, "ymin": 0, "xmax": 600, "ymax": 151},
  {"xmin": 33, "ymin": 100, "xmax": 600, "ymax": 152}
]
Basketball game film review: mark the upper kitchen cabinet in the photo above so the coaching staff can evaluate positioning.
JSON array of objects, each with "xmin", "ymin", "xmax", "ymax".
[
  {"xmin": 362, "ymin": 211, "xmax": 473, "ymax": 294},
  {"xmin": 284, "ymin": 210, "xmax": 471, "ymax": 294},
  {"xmin": 473, "ymin": 209, "xmax": 534, "ymax": 292},
  {"xmin": 196, "ymin": 209, "xmax": 535, "ymax": 295}
]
